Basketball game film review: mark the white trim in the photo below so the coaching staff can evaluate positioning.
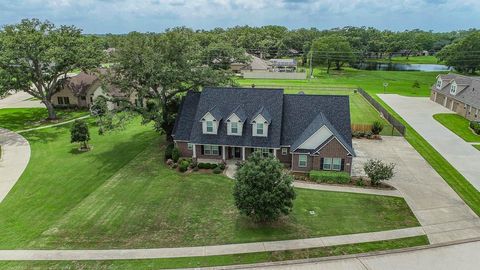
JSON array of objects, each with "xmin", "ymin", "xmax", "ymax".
[
  {"xmin": 293, "ymin": 125, "xmax": 333, "ymax": 152},
  {"xmin": 298, "ymin": 154, "xmax": 308, "ymax": 168}
]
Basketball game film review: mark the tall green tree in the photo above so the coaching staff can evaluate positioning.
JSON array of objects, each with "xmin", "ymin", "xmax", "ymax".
[
  {"xmin": 309, "ymin": 35, "xmax": 356, "ymax": 73},
  {"xmin": 108, "ymin": 28, "xmax": 242, "ymax": 141},
  {"xmin": 437, "ymin": 32, "xmax": 480, "ymax": 74},
  {"xmin": 0, "ymin": 19, "xmax": 103, "ymax": 119},
  {"xmin": 233, "ymin": 152, "xmax": 296, "ymax": 223}
]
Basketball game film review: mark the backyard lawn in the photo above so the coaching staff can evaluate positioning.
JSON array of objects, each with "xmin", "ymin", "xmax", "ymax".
[
  {"xmin": 0, "ymin": 108, "xmax": 88, "ymax": 131},
  {"xmin": 433, "ymin": 113, "xmax": 480, "ymax": 142},
  {"xmin": 0, "ymin": 109, "xmax": 419, "ymax": 249}
]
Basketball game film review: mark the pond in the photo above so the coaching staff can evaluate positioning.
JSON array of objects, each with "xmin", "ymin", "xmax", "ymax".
[{"xmin": 353, "ymin": 62, "xmax": 453, "ymax": 72}]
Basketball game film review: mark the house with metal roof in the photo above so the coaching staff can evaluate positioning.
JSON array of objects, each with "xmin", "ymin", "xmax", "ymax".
[
  {"xmin": 430, "ymin": 74, "xmax": 480, "ymax": 121},
  {"xmin": 172, "ymin": 87, "xmax": 355, "ymax": 174}
]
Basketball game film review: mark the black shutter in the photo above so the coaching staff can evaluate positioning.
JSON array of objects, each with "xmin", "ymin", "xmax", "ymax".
[
  {"xmin": 320, "ymin": 158, "xmax": 324, "ymax": 170},
  {"xmin": 341, "ymin": 159, "xmax": 345, "ymax": 171},
  {"xmin": 219, "ymin": 146, "xmax": 222, "ymax": 156},
  {"xmin": 201, "ymin": 145, "xmax": 204, "ymax": 155}
]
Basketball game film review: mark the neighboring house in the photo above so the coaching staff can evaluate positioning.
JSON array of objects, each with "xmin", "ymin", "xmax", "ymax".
[
  {"xmin": 268, "ymin": 59, "xmax": 297, "ymax": 73},
  {"xmin": 172, "ymin": 87, "xmax": 355, "ymax": 174},
  {"xmin": 230, "ymin": 53, "xmax": 271, "ymax": 74},
  {"xmin": 431, "ymin": 74, "xmax": 480, "ymax": 121},
  {"xmin": 51, "ymin": 71, "xmax": 143, "ymax": 109}
]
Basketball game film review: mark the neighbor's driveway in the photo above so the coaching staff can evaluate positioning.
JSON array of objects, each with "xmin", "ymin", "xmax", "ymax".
[
  {"xmin": 0, "ymin": 91, "xmax": 44, "ymax": 109},
  {"xmin": 378, "ymin": 94, "xmax": 480, "ymax": 191},
  {"xmin": 353, "ymin": 137, "xmax": 480, "ymax": 244},
  {"xmin": 0, "ymin": 128, "xmax": 30, "ymax": 203}
]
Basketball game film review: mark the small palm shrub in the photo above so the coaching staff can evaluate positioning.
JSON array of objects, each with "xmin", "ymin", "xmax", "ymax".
[{"xmin": 371, "ymin": 121, "xmax": 384, "ymax": 135}]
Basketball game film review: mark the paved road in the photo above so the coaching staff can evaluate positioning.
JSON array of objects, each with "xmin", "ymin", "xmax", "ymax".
[
  {"xmin": 353, "ymin": 137, "xmax": 480, "ymax": 244},
  {"xmin": 0, "ymin": 91, "xmax": 44, "ymax": 109},
  {"xmin": 236, "ymin": 239, "xmax": 480, "ymax": 270},
  {"xmin": 0, "ymin": 128, "xmax": 30, "ymax": 203},
  {"xmin": 378, "ymin": 94, "xmax": 480, "ymax": 191}
]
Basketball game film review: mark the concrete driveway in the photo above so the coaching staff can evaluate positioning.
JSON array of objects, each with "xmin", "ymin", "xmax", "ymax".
[
  {"xmin": 378, "ymin": 94, "xmax": 480, "ymax": 191},
  {"xmin": 0, "ymin": 91, "xmax": 44, "ymax": 109},
  {"xmin": 352, "ymin": 137, "xmax": 480, "ymax": 244}
]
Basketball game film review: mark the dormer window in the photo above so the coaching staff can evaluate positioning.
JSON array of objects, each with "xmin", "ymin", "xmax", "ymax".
[
  {"xmin": 226, "ymin": 111, "xmax": 244, "ymax": 136},
  {"xmin": 200, "ymin": 110, "xmax": 220, "ymax": 135},
  {"xmin": 206, "ymin": 121, "xmax": 214, "ymax": 133},
  {"xmin": 436, "ymin": 79, "xmax": 442, "ymax": 89},
  {"xmin": 231, "ymin": 122, "xmax": 238, "ymax": 134},
  {"xmin": 256, "ymin": 123, "xmax": 264, "ymax": 135},
  {"xmin": 450, "ymin": 82, "xmax": 457, "ymax": 95}
]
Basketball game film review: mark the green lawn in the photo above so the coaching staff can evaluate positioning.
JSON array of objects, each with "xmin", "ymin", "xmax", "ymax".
[
  {"xmin": 433, "ymin": 113, "xmax": 480, "ymax": 142},
  {"xmin": 0, "ymin": 108, "xmax": 88, "ymax": 131},
  {"xmin": 474, "ymin": 145, "xmax": 480, "ymax": 151},
  {"xmin": 0, "ymin": 109, "xmax": 419, "ymax": 249},
  {"xmin": 0, "ymin": 236, "xmax": 429, "ymax": 270},
  {"xmin": 238, "ymin": 68, "xmax": 440, "ymax": 97}
]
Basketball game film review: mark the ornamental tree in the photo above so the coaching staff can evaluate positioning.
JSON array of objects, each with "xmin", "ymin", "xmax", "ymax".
[
  {"xmin": 363, "ymin": 159, "xmax": 395, "ymax": 186},
  {"xmin": 0, "ymin": 18, "xmax": 103, "ymax": 119},
  {"xmin": 70, "ymin": 120, "xmax": 90, "ymax": 150},
  {"xmin": 233, "ymin": 152, "xmax": 296, "ymax": 223}
]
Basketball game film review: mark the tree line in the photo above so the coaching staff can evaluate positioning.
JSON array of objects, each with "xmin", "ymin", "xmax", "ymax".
[{"xmin": 2, "ymin": 19, "xmax": 480, "ymax": 138}]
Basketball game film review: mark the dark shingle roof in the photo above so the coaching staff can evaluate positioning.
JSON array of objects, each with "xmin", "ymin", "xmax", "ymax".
[
  {"xmin": 172, "ymin": 91, "xmax": 201, "ymax": 141},
  {"xmin": 281, "ymin": 94, "xmax": 354, "ymax": 155},
  {"xmin": 189, "ymin": 87, "xmax": 284, "ymax": 148},
  {"xmin": 174, "ymin": 88, "xmax": 354, "ymax": 155}
]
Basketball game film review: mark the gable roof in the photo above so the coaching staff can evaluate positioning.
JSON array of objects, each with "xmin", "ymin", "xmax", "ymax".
[
  {"xmin": 228, "ymin": 105, "xmax": 247, "ymax": 122},
  {"xmin": 173, "ymin": 88, "xmax": 354, "ymax": 155},
  {"xmin": 433, "ymin": 73, "xmax": 480, "ymax": 108},
  {"xmin": 281, "ymin": 94, "xmax": 354, "ymax": 155},
  {"xmin": 66, "ymin": 72, "xmax": 99, "ymax": 96},
  {"xmin": 251, "ymin": 106, "xmax": 272, "ymax": 124},
  {"xmin": 201, "ymin": 105, "xmax": 222, "ymax": 121}
]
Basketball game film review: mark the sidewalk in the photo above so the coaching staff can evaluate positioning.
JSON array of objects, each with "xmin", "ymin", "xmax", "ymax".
[
  {"xmin": 0, "ymin": 227, "xmax": 424, "ymax": 260},
  {"xmin": 0, "ymin": 128, "xmax": 30, "ymax": 203}
]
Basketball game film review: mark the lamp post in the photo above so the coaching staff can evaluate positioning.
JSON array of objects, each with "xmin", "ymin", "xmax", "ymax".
[{"xmin": 383, "ymin": 82, "xmax": 389, "ymax": 94}]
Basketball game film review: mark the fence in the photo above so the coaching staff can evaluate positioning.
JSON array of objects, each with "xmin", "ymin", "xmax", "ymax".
[
  {"xmin": 351, "ymin": 123, "xmax": 373, "ymax": 133},
  {"xmin": 357, "ymin": 88, "xmax": 406, "ymax": 135},
  {"xmin": 242, "ymin": 71, "xmax": 307, "ymax": 80}
]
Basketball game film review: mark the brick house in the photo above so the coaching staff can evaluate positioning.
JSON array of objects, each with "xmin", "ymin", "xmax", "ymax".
[
  {"xmin": 172, "ymin": 87, "xmax": 355, "ymax": 174},
  {"xmin": 430, "ymin": 74, "xmax": 480, "ymax": 121}
]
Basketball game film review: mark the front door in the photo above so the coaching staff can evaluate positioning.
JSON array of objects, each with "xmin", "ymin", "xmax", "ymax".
[{"xmin": 234, "ymin": 147, "xmax": 241, "ymax": 159}]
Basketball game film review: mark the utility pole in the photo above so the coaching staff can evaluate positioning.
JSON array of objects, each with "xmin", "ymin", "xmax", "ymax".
[{"xmin": 309, "ymin": 51, "xmax": 313, "ymax": 79}]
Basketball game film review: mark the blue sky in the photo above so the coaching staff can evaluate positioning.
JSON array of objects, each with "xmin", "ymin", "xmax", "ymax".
[{"xmin": 0, "ymin": 0, "xmax": 479, "ymax": 33}]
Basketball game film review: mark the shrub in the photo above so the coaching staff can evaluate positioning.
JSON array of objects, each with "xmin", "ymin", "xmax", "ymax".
[
  {"xmin": 309, "ymin": 171, "xmax": 351, "ymax": 184},
  {"xmin": 371, "ymin": 121, "xmax": 384, "ymax": 135},
  {"xmin": 165, "ymin": 144, "xmax": 174, "ymax": 160},
  {"xmin": 166, "ymin": 159, "xmax": 174, "ymax": 167},
  {"xmin": 218, "ymin": 163, "xmax": 226, "ymax": 170},
  {"xmin": 470, "ymin": 121, "xmax": 480, "ymax": 135},
  {"xmin": 198, "ymin": 162, "xmax": 218, "ymax": 169},
  {"xmin": 172, "ymin": 147, "xmax": 180, "ymax": 162},
  {"xmin": 233, "ymin": 152, "xmax": 296, "ymax": 223},
  {"xmin": 70, "ymin": 119, "xmax": 90, "ymax": 150},
  {"xmin": 189, "ymin": 159, "xmax": 198, "ymax": 169},
  {"xmin": 365, "ymin": 131, "xmax": 373, "ymax": 139},
  {"xmin": 363, "ymin": 159, "xmax": 395, "ymax": 186},
  {"xmin": 178, "ymin": 160, "xmax": 189, "ymax": 172},
  {"xmin": 352, "ymin": 131, "xmax": 365, "ymax": 138},
  {"xmin": 172, "ymin": 163, "xmax": 178, "ymax": 169},
  {"xmin": 192, "ymin": 166, "xmax": 199, "ymax": 172},
  {"xmin": 213, "ymin": 166, "xmax": 223, "ymax": 174}
]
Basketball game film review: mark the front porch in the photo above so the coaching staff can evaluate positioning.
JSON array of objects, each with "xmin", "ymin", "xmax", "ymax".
[{"xmin": 192, "ymin": 144, "xmax": 276, "ymax": 162}]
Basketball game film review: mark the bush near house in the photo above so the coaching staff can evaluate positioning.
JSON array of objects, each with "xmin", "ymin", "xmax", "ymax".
[
  {"xmin": 470, "ymin": 121, "xmax": 480, "ymax": 135},
  {"xmin": 198, "ymin": 163, "xmax": 218, "ymax": 169},
  {"xmin": 363, "ymin": 159, "xmax": 395, "ymax": 186},
  {"xmin": 172, "ymin": 147, "xmax": 180, "ymax": 163},
  {"xmin": 309, "ymin": 171, "xmax": 351, "ymax": 184},
  {"xmin": 165, "ymin": 144, "xmax": 174, "ymax": 160},
  {"xmin": 178, "ymin": 160, "xmax": 190, "ymax": 173},
  {"xmin": 213, "ymin": 167, "xmax": 223, "ymax": 174},
  {"xmin": 371, "ymin": 121, "xmax": 384, "ymax": 135}
]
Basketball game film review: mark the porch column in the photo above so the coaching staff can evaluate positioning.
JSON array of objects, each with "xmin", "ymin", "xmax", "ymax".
[
  {"xmin": 242, "ymin": 147, "xmax": 246, "ymax": 161},
  {"xmin": 192, "ymin": 144, "xmax": 196, "ymax": 159},
  {"xmin": 273, "ymin": 149, "xmax": 277, "ymax": 158},
  {"xmin": 222, "ymin": 145, "xmax": 226, "ymax": 161}
]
